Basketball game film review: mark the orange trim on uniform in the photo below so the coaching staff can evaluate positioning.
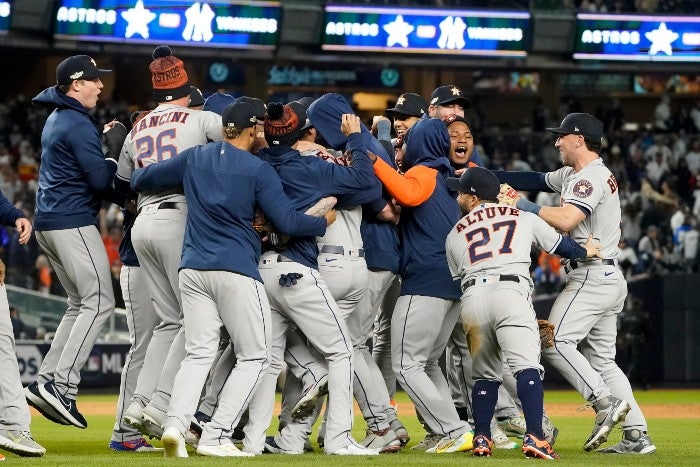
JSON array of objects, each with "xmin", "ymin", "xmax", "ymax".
[
  {"xmin": 373, "ymin": 157, "xmax": 437, "ymax": 207},
  {"xmin": 468, "ymin": 161, "xmax": 479, "ymax": 168}
]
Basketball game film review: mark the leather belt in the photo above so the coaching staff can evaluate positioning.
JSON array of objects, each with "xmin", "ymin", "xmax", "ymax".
[
  {"xmin": 463, "ymin": 274, "xmax": 520, "ymax": 291},
  {"xmin": 566, "ymin": 258, "xmax": 615, "ymax": 272},
  {"xmin": 277, "ymin": 255, "xmax": 294, "ymax": 262},
  {"xmin": 320, "ymin": 244, "xmax": 365, "ymax": 257},
  {"xmin": 158, "ymin": 201, "xmax": 181, "ymax": 210}
]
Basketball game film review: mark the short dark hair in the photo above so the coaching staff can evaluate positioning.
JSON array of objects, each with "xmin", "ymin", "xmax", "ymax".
[
  {"xmin": 222, "ymin": 126, "xmax": 246, "ymax": 140},
  {"xmin": 583, "ymin": 136, "xmax": 602, "ymax": 154}
]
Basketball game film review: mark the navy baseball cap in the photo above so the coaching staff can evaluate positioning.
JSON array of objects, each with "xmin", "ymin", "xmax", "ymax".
[
  {"xmin": 446, "ymin": 167, "xmax": 500, "ymax": 201},
  {"xmin": 430, "ymin": 85, "xmax": 471, "ymax": 109},
  {"xmin": 188, "ymin": 86, "xmax": 205, "ymax": 108},
  {"xmin": 56, "ymin": 55, "xmax": 111, "ymax": 85},
  {"xmin": 222, "ymin": 102, "xmax": 257, "ymax": 130},
  {"xmin": 546, "ymin": 113, "xmax": 604, "ymax": 141},
  {"xmin": 236, "ymin": 96, "xmax": 267, "ymax": 121},
  {"xmin": 386, "ymin": 93, "xmax": 428, "ymax": 117},
  {"xmin": 202, "ymin": 92, "xmax": 235, "ymax": 115}
]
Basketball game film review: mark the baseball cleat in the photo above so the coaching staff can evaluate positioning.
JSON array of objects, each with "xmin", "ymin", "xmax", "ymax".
[
  {"xmin": 497, "ymin": 414, "xmax": 527, "ymax": 439},
  {"xmin": 389, "ymin": 417, "xmax": 410, "ymax": 446},
  {"xmin": 263, "ymin": 436, "xmax": 303, "ymax": 455},
  {"xmin": 522, "ymin": 433, "xmax": 559, "ymax": 459},
  {"xmin": 37, "ymin": 381, "xmax": 87, "ymax": 429},
  {"xmin": 472, "ymin": 434, "xmax": 494, "ymax": 457},
  {"xmin": 360, "ymin": 427, "xmax": 402, "ymax": 453},
  {"xmin": 583, "ymin": 396, "xmax": 631, "ymax": 451},
  {"xmin": 327, "ymin": 440, "xmax": 379, "ymax": 456},
  {"xmin": 161, "ymin": 427, "xmax": 188, "ymax": 458},
  {"xmin": 24, "ymin": 382, "xmax": 70, "ymax": 426},
  {"xmin": 198, "ymin": 442, "xmax": 253, "ymax": 457},
  {"xmin": 109, "ymin": 438, "xmax": 159, "ymax": 452},
  {"xmin": 291, "ymin": 374, "xmax": 328, "ymax": 421},
  {"xmin": 123, "ymin": 401, "xmax": 148, "ymax": 435},
  {"xmin": 491, "ymin": 423, "xmax": 519, "ymax": 449},
  {"xmin": 427, "ymin": 430, "xmax": 474, "ymax": 453},
  {"xmin": 410, "ymin": 432, "xmax": 442, "ymax": 451},
  {"xmin": 597, "ymin": 429, "xmax": 656, "ymax": 454},
  {"xmin": 0, "ymin": 430, "xmax": 46, "ymax": 457}
]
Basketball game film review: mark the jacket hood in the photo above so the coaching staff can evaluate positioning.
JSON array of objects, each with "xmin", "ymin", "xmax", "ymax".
[
  {"xmin": 32, "ymin": 86, "xmax": 94, "ymax": 119},
  {"xmin": 403, "ymin": 118, "xmax": 452, "ymax": 173},
  {"xmin": 257, "ymin": 145, "xmax": 300, "ymax": 171},
  {"xmin": 307, "ymin": 93, "xmax": 392, "ymax": 166}
]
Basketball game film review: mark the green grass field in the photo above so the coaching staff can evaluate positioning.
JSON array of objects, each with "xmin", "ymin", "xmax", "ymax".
[{"xmin": 6, "ymin": 389, "xmax": 700, "ymax": 465}]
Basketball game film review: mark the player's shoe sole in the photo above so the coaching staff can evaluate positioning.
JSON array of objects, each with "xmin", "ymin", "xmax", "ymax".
[
  {"xmin": 583, "ymin": 397, "xmax": 631, "ymax": 451},
  {"xmin": 291, "ymin": 374, "xmax": 328, "ymax": 420}
]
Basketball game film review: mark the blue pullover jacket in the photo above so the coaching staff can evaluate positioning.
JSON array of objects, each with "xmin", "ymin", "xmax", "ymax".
[
  {"xmin": 379, "ymin": 118, "xmax": 462, "ymax": 300},
  {"xmin": 131, "ymin": 141, "xmax": 327, "ymax": 282},
  {"xmin": 308, "ymin": 93, "xmax": 400, "ymax": 273},
  {"xmin": 257, "ymin": 131, "xmax": 376, "ymax": 269},
  {"xmin": 32, "ymin": 86, "xmax": 117, "ymax": 231}
]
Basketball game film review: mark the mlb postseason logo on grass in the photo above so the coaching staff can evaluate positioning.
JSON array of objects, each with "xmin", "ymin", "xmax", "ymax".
[
  {"xmin": 54, "ymin": 0, "xmax": 280, "ymax": 49},
  {"xmin": 574, "ymin": 13, "xmax": 700, "ymax": 62},
  {"xmin": 0, "ymin": 0, "xmax": 10, "ymax": 34},
  {"xmin": 322, "ymin": 4, "xmax": 530, "ymax": 58}
]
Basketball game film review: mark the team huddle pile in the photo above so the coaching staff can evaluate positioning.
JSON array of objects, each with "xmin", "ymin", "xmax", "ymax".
[{"xmin": 0, "ymin": 46, "xmax": 655, "ymax": 461}]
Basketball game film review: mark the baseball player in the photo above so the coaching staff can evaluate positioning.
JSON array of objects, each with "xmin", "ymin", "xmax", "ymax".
[
  {"xmin": 0, "ymin": 192, "xmax": 45, "ymax": 459},
  {"xmin": 445, "ymin": 167, "xmax": 602, "ymax": 459},
  {"xmin": 495, "ymin": 113, "xmax": 656, "ymax": 454},
  {"xmin": 130, "ymin": 101, "xmax": 331, "ymax": 458},
  {"xmin": 307, "ymin": 93, "xmax": 403, "ymax": 444},
  {"xmin": 108, "ymin": 203, "xmax": 158, "ymax": 452},
  {"xmin": 370, "ymin": 117, "xmax": 473, "ymax": 453},
  {"xmin": 428, "ymin": 85, "xmax": 471, "ymax": 120},
  {"xmin": 24, "ymin": 55, "xmax": 122, "ymax": 429},
  {"xmin": 244, "ymin": 103, "xmax": 378, "ymax": 456},
  {"xmin": 116, "ymin": 45, "xmax": 223, "ymax": 437}
]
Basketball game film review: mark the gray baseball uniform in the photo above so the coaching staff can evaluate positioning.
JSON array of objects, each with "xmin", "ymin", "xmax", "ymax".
[
  {"xmin": 110, "ymin": 264, "xmax": 158, "ymax": 443},
  {"xmin": 0, "ymin": 282, "xmax": 30, "ymax": 431},
  {"xmin": 542, "ymin": 160, "xmax": 648, "ymax": 432},
  {"xmin": 115, "ymin": 104, "xmax": 222, "ymax": 412}
]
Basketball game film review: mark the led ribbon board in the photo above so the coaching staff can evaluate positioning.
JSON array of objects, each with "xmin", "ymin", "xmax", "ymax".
[
  {"xmin": 54, "ymin": 0, "xmax": 280, "ymax": 49},
  {"xmin": 574, "ymin": 13, "xmax": 700, "ymax": 62},
  {"xmin": 0, "ymin": 1, "xmax": 11, "ymax": 34},
  {"xmin": 322, "ymin": 5, "xmax": 530, "ymax": 57}
]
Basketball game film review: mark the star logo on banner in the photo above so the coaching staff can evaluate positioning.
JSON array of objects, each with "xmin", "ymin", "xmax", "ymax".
[
  {"xmin": 122, "ymin": 0, "xmax": 156, "ymax": 39},
  {"xmin": 384, "ymin": 15, "xmax": 414, "ymax": 47},
  {"xmin": 645, "ymin": 22, "xmax": 678, "ymax": 56}
]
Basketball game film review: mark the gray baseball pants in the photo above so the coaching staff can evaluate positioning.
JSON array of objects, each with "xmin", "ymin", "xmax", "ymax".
[
  {"xmin": 35, "ymin": 227, "xmax": 115, "ymax": 398},
  {"xmin": 165, "ymin": 269, "xmax": 271, "ymax": 446},
  {"xmin": 111, "ymin": 265, "xmax": 158, "ymax": 442},
  {"xmin": 0, "ymin": 283, "xmax": 31, "ymax": 430}
]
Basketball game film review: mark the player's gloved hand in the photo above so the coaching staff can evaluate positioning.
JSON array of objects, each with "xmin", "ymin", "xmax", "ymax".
[
  {"xmin": 497, "ymin": 183, "xmax": 521, "ymax": 207},
  {"xmin": 103, "ymin": 121, "xmax": 128, "ymax": 160},
  {"xmin": 279, "ymin": 273, "xmax": 304, "ymax": 287}
]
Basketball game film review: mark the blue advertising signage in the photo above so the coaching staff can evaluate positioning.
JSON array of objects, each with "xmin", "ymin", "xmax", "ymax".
[
  {"xmin": 0, "ymin": 1, "xmax": 11, "ymax": 34},
  {"xmin": 322, "ymin": 5, "xmax": 530, "ymax": 58},
  {"xmin": 54, "ymin": 0, "xmax": 280, "ymax": 49},
  {"xmin": 574, "ymin": 13, "xmax": 700, "ymax": 62}
]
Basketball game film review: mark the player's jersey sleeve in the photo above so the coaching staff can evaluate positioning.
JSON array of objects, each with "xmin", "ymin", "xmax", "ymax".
[
  {"xmin": 560, "ymin": 167, "xmax": 606, "ymax": 217},
  {"xmin": 445, "ymin": 229, "xmax": 461, "ymax": 280},
  {"xmin": 544, "ymin": 167, "xmax": 570, "ymax": 195},
  {"xmin": 200, "ymin": 110, "xmax": 224, "ymax": 142},
  {"xmin": 530, "ymin": 213, "xmax": 563, "ymax": 253},
  {"xmin": 116, "ymin": 143, "xmax": 134, "ymax": 183}
]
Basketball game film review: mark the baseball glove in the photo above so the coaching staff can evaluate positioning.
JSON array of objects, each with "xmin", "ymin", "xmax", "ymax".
[
  {"xmin": 253, "ymin": 209, "xmax": 290, "ymax": 250},
  {"xmin": 538, "ymin": 319, "xmax": 555, "ymax": 350},
  {"xmin": 103, "ymin": 122, "xmax": 128, "ymax": 160},
  {"xmin": 497, "ymin": 183, "xmax": 521, "ymax": 207}
]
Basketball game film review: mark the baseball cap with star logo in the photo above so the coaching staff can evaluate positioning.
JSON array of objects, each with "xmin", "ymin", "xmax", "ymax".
[
  {"xmin": 546, "ymin": 113, "xmax": 604, "ymax": 141},
  {"xmin": 56, "ymin": 55, "xmax": 111, "ymax": 85},
  {"xmin": 430, "ymin": 85, "xmax": 471, "ymax": 109},
  {"xmin": 386, "ymin": 93, "xmax": 428, "ymax": 117}
]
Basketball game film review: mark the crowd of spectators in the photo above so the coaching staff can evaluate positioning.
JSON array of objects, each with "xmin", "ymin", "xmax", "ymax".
[{"xmin": 1, "ymin": 90, "xmax": 699, "ymax": 301}]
